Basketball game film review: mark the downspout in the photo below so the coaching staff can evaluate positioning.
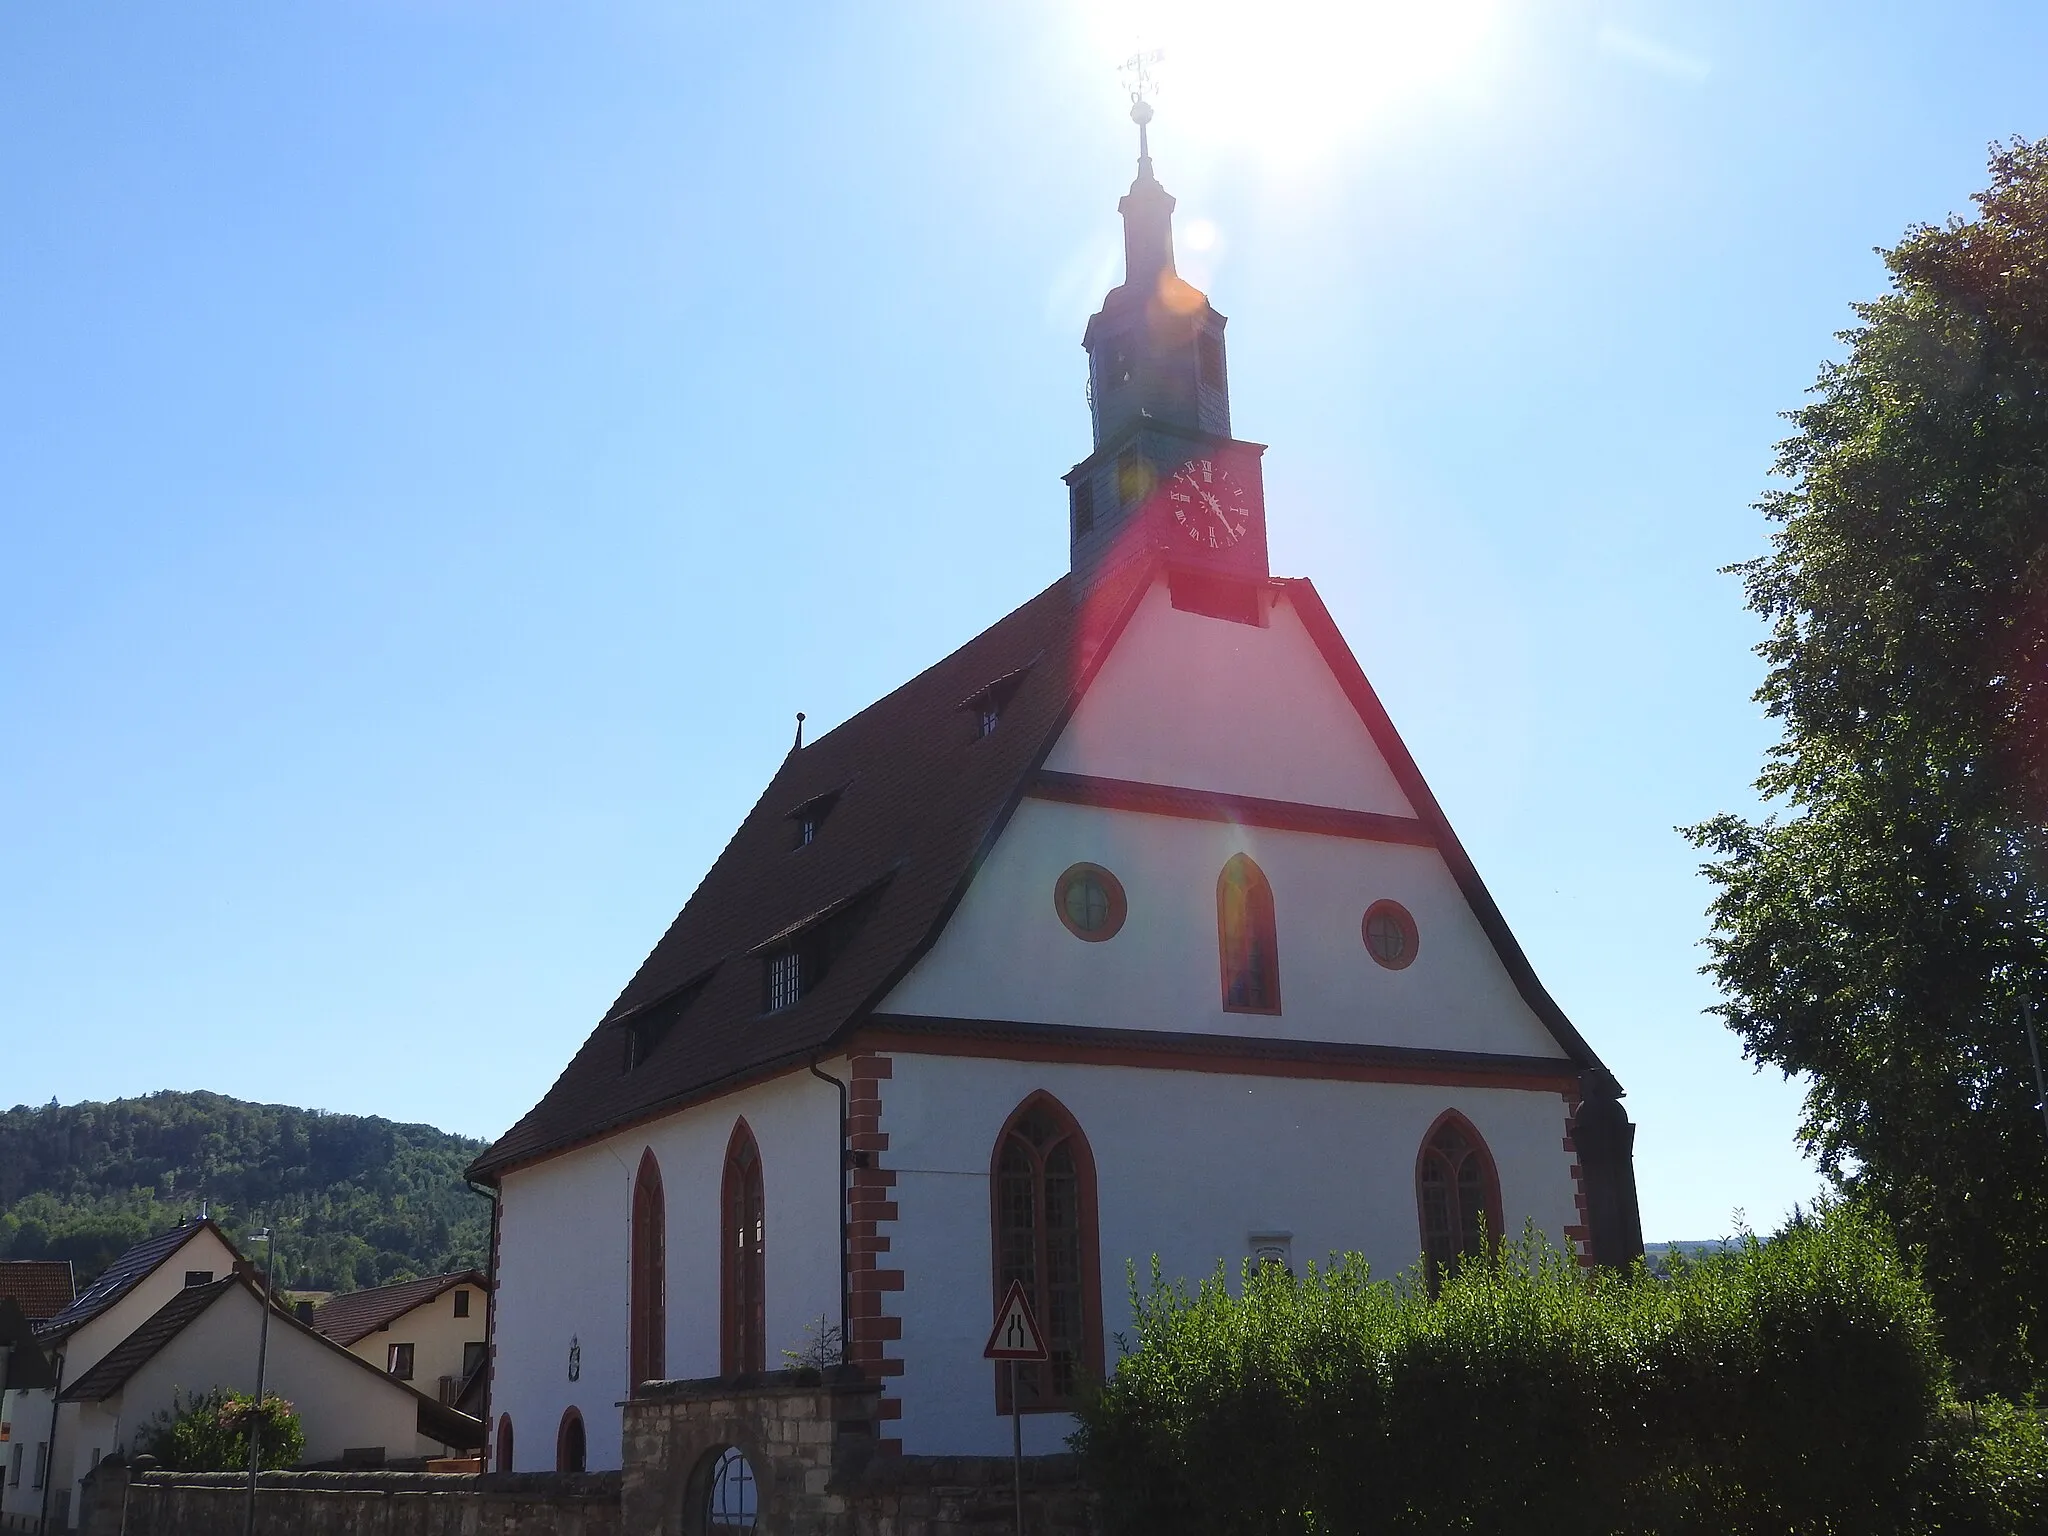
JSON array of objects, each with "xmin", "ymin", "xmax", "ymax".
[
  {"xmin": 36, "ymin": 1345, "xmax": 62, "ymax": 1535},
  {"xmin": 807, "ymin": 1062, "xmax": 852, "ymax": 1368},
  {"xmin": 466, "ymin": 1178, "xmax": 501, "ymax": 1466}
]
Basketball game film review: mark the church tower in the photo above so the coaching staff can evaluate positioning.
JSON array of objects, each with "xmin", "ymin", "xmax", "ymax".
[{"xmin": 1065, "ymin": 99, "xmax": 1270, "ymax": 588}]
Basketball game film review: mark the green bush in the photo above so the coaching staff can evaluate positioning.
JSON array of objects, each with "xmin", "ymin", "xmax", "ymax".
[
  {"xmin": 136, "ymin": 1388, "xmax": 307, "ymax": 1472},
  {"xmin": 1074, "ymin": 1205, "xmax": 2043, "ymax": 1535}
]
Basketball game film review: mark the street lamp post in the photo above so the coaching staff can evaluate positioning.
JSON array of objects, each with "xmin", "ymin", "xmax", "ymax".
[{"xmin": 244, "ymin": 1227, "xmax": 276, "ymax": 1536}]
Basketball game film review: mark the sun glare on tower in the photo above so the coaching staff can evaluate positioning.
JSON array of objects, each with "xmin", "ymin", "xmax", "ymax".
[{"xmin": 1080, "ymin": 0, "xmax": 1501, "ymax": 164}]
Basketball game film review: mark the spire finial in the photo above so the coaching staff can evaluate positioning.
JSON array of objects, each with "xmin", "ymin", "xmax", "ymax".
[
  {"xmin": 1121, "ymin": 48, "xmax": 1164, "ymax": 178},
  {"xmin": 793, "ymin": 711, "xmax": 806, "ymax": 751}
]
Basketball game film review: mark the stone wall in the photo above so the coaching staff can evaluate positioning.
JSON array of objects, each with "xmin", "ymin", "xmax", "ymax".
[
  {"xmin": 620, "ymin": 1369, "xmax": 1093, "ymax": 1536},
  {"xmin": 79, "ymin": 1462, "xmax": 621, "ymax": 1536}
]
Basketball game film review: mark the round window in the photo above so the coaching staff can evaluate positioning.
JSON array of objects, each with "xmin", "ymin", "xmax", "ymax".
[
  {"xmin": 1362, "ymin": 900, "xmax": 1418, "ymax": 970},
  {"xmin": 706, "ymin": 1446, "xmax": 758, "ymax": 1530},
  {"xmin": 1054, "ymin": 863, "xmax": 1127, "ymax": 941}
]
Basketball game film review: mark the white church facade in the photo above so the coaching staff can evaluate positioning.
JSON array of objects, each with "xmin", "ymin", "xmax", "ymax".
[{"xmin": 471, "ymin": 111, "xmax": 1642, "ymax": 1479}]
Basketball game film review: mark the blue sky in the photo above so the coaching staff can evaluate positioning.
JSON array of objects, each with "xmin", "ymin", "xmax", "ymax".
[{"xmin": 3, "ymin": 2, "xmax": 2041, "ymax": 1241}]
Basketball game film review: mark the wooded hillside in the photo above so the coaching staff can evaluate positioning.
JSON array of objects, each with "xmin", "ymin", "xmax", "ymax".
[{"xmin": 0, "ymin": 1091, "xmax": 490, "ymax": 1293}]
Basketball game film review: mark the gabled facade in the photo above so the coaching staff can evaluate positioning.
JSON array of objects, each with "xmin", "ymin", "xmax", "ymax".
[
  {"xmin": 473, "ymin": 108, "xmax": 1642, "ymax": 1478},
  {"xmin": 311, "ymin": 1270, "xmax": 488, "ymax": 1406}
]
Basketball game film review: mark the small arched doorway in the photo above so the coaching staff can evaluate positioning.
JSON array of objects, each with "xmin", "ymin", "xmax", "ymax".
[{"xmin": 555, "ymin": 1406, "xmax": 586, "ymax": 1474}]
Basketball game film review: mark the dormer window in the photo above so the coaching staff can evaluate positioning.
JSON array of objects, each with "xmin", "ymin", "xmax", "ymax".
[
  {"xmin": 617, "ymin": 970, "xmax": 713, "ymax": 1074},
  {"xmin": 787, "ymin": 790, "xmax": 842, "ymax": 851},
  {"xmin": 766, "ymin": 946, "xmax": 806, "ymax": 1011},
  {"xmin": 961, "ymin": 665, "xmax": 1034, "ymax": 744}
]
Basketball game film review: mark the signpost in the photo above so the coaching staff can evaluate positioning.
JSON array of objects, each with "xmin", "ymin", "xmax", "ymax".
[{"xmin": 983, "ymin": 1280, "xmax": 1049, "ymax": 1536}]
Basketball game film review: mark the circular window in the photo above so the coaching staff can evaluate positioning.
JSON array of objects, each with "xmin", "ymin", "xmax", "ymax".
[
  {"xmin": 1362, "ymin": 900, "xmax": 1419, "ymax": 969},
  {"xmin": 706, "ymin": 1446, "xmax": 758, "ymax": 1530},
  {"xmin": 1054, "ymin": 863, "xmax": 1127, "ymax": 941}
]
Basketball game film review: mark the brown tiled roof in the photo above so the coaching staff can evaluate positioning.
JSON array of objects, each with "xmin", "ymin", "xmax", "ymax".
[
  {"xmin": 0, "ymin": 1260, "xmax": 76, "ymax": 1321},
  {"xmin": 470, "ymin": 566, "xmax": 1153, "ymax": 1178},
  {"xmin": 310, "ymin": 1270, "xmax": 486, "ymax": 1348}
]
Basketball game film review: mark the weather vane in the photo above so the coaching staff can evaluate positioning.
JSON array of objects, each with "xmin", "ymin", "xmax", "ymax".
[{"xmin": 1120, "ymin": 47, "xmax": 1165, "ymax": 161}]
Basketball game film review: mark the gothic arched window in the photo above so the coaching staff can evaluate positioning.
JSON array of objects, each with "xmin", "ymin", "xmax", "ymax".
[
  {"xmin": 721, "ymin": 1120, "xmax": 766, "ymax": 1376},
  {"xmin": 555, "ymin": 1407, "xmax": 585, "ymax": 1474},
  {"xmin": 1416, "ymin": 1111, "xmax": 1503, "ymax": 1284},
  {"xmin": 990, "ymin": 1093, "xmax": 1102, "ymax": 1412},
  {"xmin": 1217, "ymin": 854, "xmax": 1280, "ymax": 1013},
  {"xmin": 494, "ymin": 1414, "xmax": 514, "ymax": 1474},
  {"xmin": 630, "ymin": 1147, "xmax": 666, "ymax": 1389}
]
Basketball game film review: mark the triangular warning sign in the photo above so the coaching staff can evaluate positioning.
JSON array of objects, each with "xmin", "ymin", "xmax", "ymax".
[{"xmin": 982, "ymin": 1279, "xmax": 1050, "ymax": 1361}]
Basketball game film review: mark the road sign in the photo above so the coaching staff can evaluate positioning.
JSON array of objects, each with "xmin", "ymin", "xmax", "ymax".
[{"xmin": 982, "ymin": 1280, "xmax": 1049, "ymax": 1361}]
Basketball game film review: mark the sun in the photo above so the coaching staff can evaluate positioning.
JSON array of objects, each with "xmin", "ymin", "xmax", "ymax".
[{"xmin": 1078, "ymin": 0, "xmax": 1501, "ymax": 167}]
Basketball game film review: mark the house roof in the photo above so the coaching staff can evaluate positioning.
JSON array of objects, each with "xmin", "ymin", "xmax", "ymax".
[
  {"xmin": 309, "ymin": 1270, "xmax": 486, "ymax": 1348},
  {"xmin": 470, "ymin": 564, "xmax": 1154, "ymax": 1179},
  {"xmin": 35, "ymin": 1220, "xmax": 229, "ymax": 1343},
  {"xmin": 0, "ymin": 1260, "xmax": 76, "ymax": 1322},
  {"xmin": 469, "ymin": 561, "xmax": 1619, "ymax": 1182}
]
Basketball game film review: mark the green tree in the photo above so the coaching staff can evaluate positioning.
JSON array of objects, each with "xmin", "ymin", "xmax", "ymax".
[
  {"xmin": 136, "ymin": 1389, "xmax": 306, "ymax": 1472},
  {"xmin": 1688, "ymin": 137, "xmax": 2048, "ymax": 1394}
]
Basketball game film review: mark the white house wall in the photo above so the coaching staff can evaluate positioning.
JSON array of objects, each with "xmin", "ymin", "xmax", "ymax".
[
  {"xmin": 61, "ymin": 1227, "xmax": 239, "ymax": 1383},
  {"xmin": 110, "ymin": 1286, "xmax": 419, "ymax": 1468},
  {"xmin": 491, "ymin": 1063, "xmax": 848, "ymax": 1473},
  {"xmin": 1043, "ymin": 577, "xmax": 1418, "ymax": 816},
  {"xmin": 879, "ymin": 797, "xmax": 1565, "ymax": 1059},
  {"xmin": 876, "ymin": 1051, "xmax": 1581, "ymax": 1456}
]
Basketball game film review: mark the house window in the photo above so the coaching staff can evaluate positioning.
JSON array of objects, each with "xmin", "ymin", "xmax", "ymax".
[
  {"xmin": 799, "ymin": 815, "xmax": 819, "ymax": 845},
  {"xmin": 1217, "ymin": 854, "xmax": 1280, "ymax": 1013},
  {"xmin": 462, "ymin": 1341, "xmax": 487, "ymax": 1378},
  {"xmin": 990, "ymin": 1093, "xmax": 1102, "ymax": 1413},
  {"xmin": 631, "ymin": 1147, "xmax": 667, "ymax": 1389},
  {"xmin": 556, "ymin": 1407, "xmax": 586, "ymax": 1474},
  {"xmin": 1071, "ymin": 477, "xmax": 1095, "ymax": 537},
  {"xmin": 765, "ymin": 946, "xmax": 805, "ymax": 1011},
  {"xmin": 452, "ymin": 1289, "xmax": 470, "ymax": 1318},
  {"xmin": 183, "ymin": 1270, "xmax": 213, "ymax": 1287},
  {"xmin": 789, "ymin": 791, "xmax": 839, "ymax": 849},
  {"xmin": 1416, "ymin": 1111, "xmax": 1503, "ymax": 1286},
  {"xmin": 387, "ymin": 1342, "xmax": 415, "ymax": 1380},
  {"xmin": 978, "ymin": 702, "xmax": 1000, "ymax": 738},
  {"xmin": 8, "ymin": 1442, "xmax": 21, "ymax": 1486},
  {"xmin": 1053, "ymin": 863, "xmax": 1127, "ymax": 942},
  {"xmin": 494, "ymin": 1416, "xmax": 514, "ymax": 1474},
  {"xmin": 1363, "ymin": 900, "xmax": 1419, "ymax": 969},
  {"xmin": 33, "ymin": 1441, "xmax": 47, "ymax": 1489},
  {"xmin": 1116, "ymin": 449, "xmax": 1150, "ymax": 506},
  {"xmin": 706, "ymin": 1445, "xmax": 759, "ymax": 1530},
  {"xmin": 721, "ymin": 1120, "xmax": 766, "ymax": 1376}
]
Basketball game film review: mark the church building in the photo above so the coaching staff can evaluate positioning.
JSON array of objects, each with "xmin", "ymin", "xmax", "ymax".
[{"xmin": 470, "ymin": 106, "xmax": 1643, "ymax": 1481}]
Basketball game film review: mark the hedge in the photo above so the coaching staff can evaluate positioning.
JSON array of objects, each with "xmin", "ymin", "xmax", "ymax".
[{"xmin": 1073, "ymin": 1205, "xmax": 2046, "ymax": 1535}]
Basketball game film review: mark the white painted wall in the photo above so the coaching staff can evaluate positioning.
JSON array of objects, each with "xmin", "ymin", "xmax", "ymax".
[
  {"xmin": 876, "ymin": 1052, "xmax": 1581, "ymax": 1456},
  {"xmin": 491, "ymin": 1064, "xmax": 847, "ymax": 1473},
  {"xmin": 109, "ymin": 1285, "xmax": 420, "ymax": 1468},
  {"xmin": 33, "ymin": 1225, "xmax": 241, "ymax": 1525},
  {"xmin": 0, "ymin": 1385, "xmax": 54, "ymax": 1527},
  {"xmin": 880, "ymin": 797, "xmax": 1565, "ymax": 1058},
  {"xmin": 339, "ymin": 1282, "xmax": 484, "ymax": 1401},
  {"xmin": 1044, "ymin": 577, "xmax": 1417, "ymax": 816}
]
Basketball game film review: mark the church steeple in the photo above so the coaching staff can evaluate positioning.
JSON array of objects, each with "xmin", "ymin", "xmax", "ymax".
[{"xmin": 1065, "ymin": 97, "xmax": 1267, "ymax": 589}]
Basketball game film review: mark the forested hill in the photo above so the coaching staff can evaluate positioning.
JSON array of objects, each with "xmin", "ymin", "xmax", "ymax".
[{"xmin": 0, "ymin": 1091, "xmax": 491, "ymax": 1294}]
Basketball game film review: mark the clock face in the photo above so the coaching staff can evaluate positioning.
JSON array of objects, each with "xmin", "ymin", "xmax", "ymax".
[{"xmin": 1166, "ymin": 458, "xmax": 1254, "ymax": 552}]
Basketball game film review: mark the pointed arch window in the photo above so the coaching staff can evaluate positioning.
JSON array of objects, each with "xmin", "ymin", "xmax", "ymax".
[
  {"xmin": 630, "ymin": 1148, "xmax": 666, "ymax": 1390},
  {"xmin": 1217, "ymin": 854, "xmax": 1280, "ymax": 1013},
  {"xmin": 721, "ymin": 1120, "xmax": 766, "ymax": 1376},
  {"xmin": 1416, "ymin": 1111, "xmax": 1503, "ymax": 1285},
  {"xmin": 990, "ymin": 1093, "xmax": 1103, "ymax": 1413},
  {"xmin": 494, "ymin": 1415, "xmax": 513, "ymax": 1474},
  {"xmin": 555, "ymin": 1407, "xmax": 585, "ymax": 1474}
]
